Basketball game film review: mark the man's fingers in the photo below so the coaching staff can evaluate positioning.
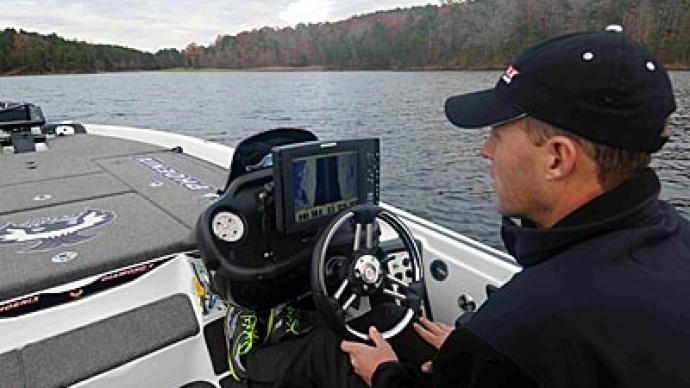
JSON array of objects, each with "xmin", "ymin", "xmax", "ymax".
[
  {"xmin": 341, "ymin": 340, "xmax": 367, "ymax": 354},
  {"xmin": 421, "ymin": 360, "xmax": 433, "ymax": 374},
  {"xmin": 368, "ymin": 326, "xmax": 387, "ymax": 347},
  {"xmin": 418, "ymin": 317, "xmax": 439, "ymax": 333},
  {"xmin": 419, "ymin": 317, "xmax": 444, "ymax": 335},
  {"xmin": 414, "ymin": 322, "xmax": 437, "ymax": 345},
  {"xmin": 414, "ymin": 321, "xmax": 434, "ymax": 338},
  {"xmin": 436, "ymin": 321, "xmax": 454, "ymax": 332}
]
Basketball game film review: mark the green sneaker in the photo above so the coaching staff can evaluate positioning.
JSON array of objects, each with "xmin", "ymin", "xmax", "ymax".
[
  {"xmin": 226, "ymin": 307, "xmax": 263, "ymax": 381},
  {"xmin": 270, "ymin": 305, "xmax": 314, "ymax": 343}
]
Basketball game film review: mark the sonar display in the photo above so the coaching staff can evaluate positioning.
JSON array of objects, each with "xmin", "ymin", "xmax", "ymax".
[{"xmin": 292, "ymin": 151, "xmax": 358, "ymax": 223}]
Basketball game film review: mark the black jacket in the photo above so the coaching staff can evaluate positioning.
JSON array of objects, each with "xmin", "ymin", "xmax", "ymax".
[{"xmin": 374, "ymin": 169, "xmax": 690, "ymax": 387}]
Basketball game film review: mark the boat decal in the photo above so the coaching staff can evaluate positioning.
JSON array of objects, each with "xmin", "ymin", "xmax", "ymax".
[
  {"xmin": 52, "ymin": 251, "xmax": 79, "ymax": 263},
  {"xmin": 0, "ymin": 256, "xmax": 173, "ymax": 319},
  {"xmin": 135, "ymin": 156, "xmax": 214, "ymax": 192},
  {"xmin": 0, "ymin": 209, "xmax": 116, "ymax": 252}
]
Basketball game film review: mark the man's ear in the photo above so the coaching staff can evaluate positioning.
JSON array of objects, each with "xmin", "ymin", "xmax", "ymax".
[{"xmin": 544, "ymin": 136, "xmax": 578, "ymax": 180}]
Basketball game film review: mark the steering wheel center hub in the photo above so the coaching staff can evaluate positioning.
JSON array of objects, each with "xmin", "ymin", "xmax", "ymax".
[{"xmin": 354, "ymin": 254, "xmax": 382, "ymax": 285}]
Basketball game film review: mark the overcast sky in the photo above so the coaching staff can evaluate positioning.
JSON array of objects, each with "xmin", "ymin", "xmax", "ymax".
[{"xmin": 0, "ymin": 0, "xmax": 434, "ymax": 52}]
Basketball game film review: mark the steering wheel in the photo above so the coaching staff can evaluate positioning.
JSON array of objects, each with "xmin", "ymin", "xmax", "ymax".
[{"xmin": 311, "ymin": 204, "xmax": 425, "ymax": 341}]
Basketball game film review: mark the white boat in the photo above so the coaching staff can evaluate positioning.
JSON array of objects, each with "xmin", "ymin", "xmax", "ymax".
[{"xmin": 0, "ymin": 103, "xmax": 519, "ymax": 388}]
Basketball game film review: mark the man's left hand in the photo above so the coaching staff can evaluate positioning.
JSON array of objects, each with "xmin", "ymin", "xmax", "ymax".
[{"xmin": 341, "ymin": 326, "xmax": 398, "ymax": 387}]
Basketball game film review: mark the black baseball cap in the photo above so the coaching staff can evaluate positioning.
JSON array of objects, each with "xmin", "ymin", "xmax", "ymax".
[{"xmin": 445, "ymin": 27, "xmax": 676, "ymax": 153}]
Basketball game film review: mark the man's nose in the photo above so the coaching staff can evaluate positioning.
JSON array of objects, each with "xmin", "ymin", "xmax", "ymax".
[{"xmin": 480, "ymin": 137, "xmax": 493, "ymax": 159}]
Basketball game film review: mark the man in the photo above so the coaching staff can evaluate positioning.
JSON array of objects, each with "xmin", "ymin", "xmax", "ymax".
[
  {"xmin": 341, "ymin": 28, "xmax": 690, "ymax": 387},
  {"xmin": 244, "ymin": 28, "xmax": 690, "ymax": 387}
]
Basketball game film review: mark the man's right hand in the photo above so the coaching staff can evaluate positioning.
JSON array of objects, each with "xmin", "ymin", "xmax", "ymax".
[
  {"xmin": 414, "ymin": 317, "xmax": 455, "ymax": 374},
  {"xmin": 414, "ymin": 316, "xmax": 454, "ymax": 349}
]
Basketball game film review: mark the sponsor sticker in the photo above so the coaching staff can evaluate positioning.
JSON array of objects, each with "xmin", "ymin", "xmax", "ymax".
[
  {"xmin": 0, "ymin": 256, "xmax": 172, "ymax": 318},
  {"xmin": 135, "ymin": 157, "xmax": 214, "ymax": 192}
]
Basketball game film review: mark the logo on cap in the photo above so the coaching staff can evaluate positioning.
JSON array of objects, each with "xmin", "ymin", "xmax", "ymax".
[{"xmin": 501, "ymin": 65, "xmax": 520, "ymax": 84}]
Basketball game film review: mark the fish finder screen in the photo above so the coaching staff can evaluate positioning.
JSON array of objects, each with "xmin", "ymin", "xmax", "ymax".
[{"xmin": 292, "ymin": 151, "xmax": 359, "ymax": 223}]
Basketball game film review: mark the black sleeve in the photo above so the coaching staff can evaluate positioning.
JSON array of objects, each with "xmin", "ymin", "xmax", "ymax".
[
  {"xmin": 372, "ymin": 361, "xmax": 429, "ymax": 388},
  {"xmin": 371, "ymin": 327, "xmax": 536, "ymax": 388},
  {"xmin": 432, "ymin": 327, "xmax": 538, "ymax": 388}
]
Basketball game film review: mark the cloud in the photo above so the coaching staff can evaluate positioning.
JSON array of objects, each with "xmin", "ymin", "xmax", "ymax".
[
  {"xmin": 279, "ymin": 0, "xmax": 335, "ymax": 26},
  {"xmin": 0, "ymin": 0, "xmax": 431, "ymax": 52}
]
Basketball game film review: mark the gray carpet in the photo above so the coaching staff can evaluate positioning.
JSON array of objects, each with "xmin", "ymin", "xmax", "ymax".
[
  {"xmin": 0, "ymin": 294, "xmax": 199, "ymax": 388},
  {"xmin": 0, "ymin": 133, "xmax": 229, "ymax": 302},
  {"xmin": 0, "ymin": 350, "xmax": 24, "ymax": 388}
]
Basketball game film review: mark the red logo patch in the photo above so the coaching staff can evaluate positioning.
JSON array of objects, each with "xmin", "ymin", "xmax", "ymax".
[{"xmin": 501, "ymin": 65, "xmax": 520, "ymax": 84}]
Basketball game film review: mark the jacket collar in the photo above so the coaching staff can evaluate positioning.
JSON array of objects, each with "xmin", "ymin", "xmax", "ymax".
[{"xmin": 501, "ymin": 168, "xmax": 662, "ymax": 267}]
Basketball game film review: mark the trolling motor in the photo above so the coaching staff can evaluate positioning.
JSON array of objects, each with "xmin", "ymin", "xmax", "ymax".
[
  {"xmin": 0, "ymin": 102, "xmax": 47, "ymax": 153},
  {"xmin": 0, "ymin": 102, "xmax": 86, "ymax": 153}
]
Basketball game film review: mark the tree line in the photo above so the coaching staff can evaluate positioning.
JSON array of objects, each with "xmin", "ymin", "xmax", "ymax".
[
  {"xmin": 188, "ymin": 0, "xmax": 690, "ymax": 70},
  {"xmin": 0, "ymin": 29, "xmax": 186, "ymax": 75},
  {"xmin": 1, "ymin": 0, "xmax": 688, "ymax": 75}
]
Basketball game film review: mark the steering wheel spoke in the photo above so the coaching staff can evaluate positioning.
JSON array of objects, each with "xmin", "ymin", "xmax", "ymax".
[
  {"xmin": 341, "ymin": 293, "xmax": 359, "ymax": 311},
  {"xmin": 353, "ymin": 223, "xmax": 362, "ymax": 251},
  {"xmin": 385, "ymin": 273, "xmax": 410, "ymax": 289},
  {"xmin": 365, "ymin": 223, "xmax": 375, "ymax": 250},
  {"xmin": 333, "ymin": 278, "xmax": 350, "ymax": 300},
  {"xmin": 382, "ymin": 287, "xmax": 407, "ymax": 302},
  {"xmin": 353, "ymin": 222, "xmax": 376, "ymax": 251}
]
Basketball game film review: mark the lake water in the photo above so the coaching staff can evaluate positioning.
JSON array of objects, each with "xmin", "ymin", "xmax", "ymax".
[{"xmin": 1, "ymin": 71, "xmax": 688, "ymax": 250}]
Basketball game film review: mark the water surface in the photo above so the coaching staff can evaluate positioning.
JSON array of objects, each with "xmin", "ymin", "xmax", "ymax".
[{"xmin": 2, "ymin": 71, "xmax": 688, "ymax": 250}]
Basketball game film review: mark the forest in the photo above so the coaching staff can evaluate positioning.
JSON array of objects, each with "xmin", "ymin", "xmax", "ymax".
[
  {"xmin": 187, "ymin": 0, "xmax": 690, "ymax": 69},
  {"xmin": 0, "ymin": 29, "xmax": 186, "ymax": 75},
  {"xmin": 1, "ymin": 0, "xmax": 688, "ymax": 75}
]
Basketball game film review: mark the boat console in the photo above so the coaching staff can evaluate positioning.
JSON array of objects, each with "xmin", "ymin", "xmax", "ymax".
[
  {"xmin": 197, "ymin": 134, "xmax": 382, "ymax": 308},
  {"xmin": 197, "ymin": 131, "xmax": 426, "ymax": 340}
]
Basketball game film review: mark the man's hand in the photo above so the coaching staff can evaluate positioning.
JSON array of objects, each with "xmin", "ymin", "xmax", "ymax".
[
  {"xmin": 414, "ymin": 316, "xmax": 454, "ymax": 350},
  {"xmin": 414, "ymin": 317, "xmax": 455, "ymax": 374},
  {"xmin": 341, "ymin": 326, "xmax": 398, "ymax": 387}
]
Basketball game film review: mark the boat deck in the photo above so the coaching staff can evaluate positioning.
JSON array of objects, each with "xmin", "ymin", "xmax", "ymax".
[{"xmin": 0, "ymin": 132, "xmax": 228, "ymax": 302}]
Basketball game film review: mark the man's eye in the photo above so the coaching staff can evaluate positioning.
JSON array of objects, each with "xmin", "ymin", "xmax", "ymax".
[{"xmin": 487, "ymin": 132, "xmax": 500, "ymax": 144}]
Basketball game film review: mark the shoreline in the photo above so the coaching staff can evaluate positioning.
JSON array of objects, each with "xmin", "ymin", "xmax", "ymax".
[{"xmin": 2, "ymin": 65, "xmax": 689, "ymax": 77}]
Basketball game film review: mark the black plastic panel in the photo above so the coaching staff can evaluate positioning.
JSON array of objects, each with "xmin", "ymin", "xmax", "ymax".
[{"xmin": 204, "ymin": 317, "xmax": 229, "ymax": 375}]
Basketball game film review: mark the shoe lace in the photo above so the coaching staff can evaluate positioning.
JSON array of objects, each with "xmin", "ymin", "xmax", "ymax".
[
  {"xmin": 285, "ymin": 307, "xmax": 300, "ymax": 335},
  {"xmin": 238, "ymin": 314, "xmax": 259, "ymax": 355}
]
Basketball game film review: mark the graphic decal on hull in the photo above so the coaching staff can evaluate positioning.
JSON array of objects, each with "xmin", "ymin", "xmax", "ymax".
[
  {"xmin": 0, "ymin": 209, "xmax": 116, "ymax": 252},
  {"xmin": 135, "ymin": 156, "xmax": 215, "ymax": 192},
  {"xmin": 0, "ymin": 256, "xmax": 172, "ymax": 318}
]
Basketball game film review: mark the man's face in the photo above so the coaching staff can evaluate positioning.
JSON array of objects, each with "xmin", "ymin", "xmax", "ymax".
[{"xmin": 480, "ymin": 118, "xmax": 549, "ymax": 220}]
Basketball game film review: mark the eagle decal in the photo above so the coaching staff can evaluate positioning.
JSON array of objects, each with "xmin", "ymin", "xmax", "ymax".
[{"xmin": 0, "ymin": 209, "xmax": 116, "ymax": 252}]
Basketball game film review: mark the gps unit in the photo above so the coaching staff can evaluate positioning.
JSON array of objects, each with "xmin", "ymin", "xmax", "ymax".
[{"xmin": 273, "ymin": 139, "xmax": 379, "ymax": 234}]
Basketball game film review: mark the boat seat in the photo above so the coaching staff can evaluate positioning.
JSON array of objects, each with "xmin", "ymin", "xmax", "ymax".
[{"xmin": 0, "ymin": 294, "xmax": 199, "ymax": 388}]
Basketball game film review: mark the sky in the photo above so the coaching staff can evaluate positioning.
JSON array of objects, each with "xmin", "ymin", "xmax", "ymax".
[{"xmin": 0, "ymin": 0, "xmax": 434, "ymax": 52}]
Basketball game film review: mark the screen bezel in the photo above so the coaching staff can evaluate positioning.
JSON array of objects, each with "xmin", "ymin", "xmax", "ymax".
[{"xmin": 272, "ymin": 139, "xmax": 379, "ymax": 234}]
